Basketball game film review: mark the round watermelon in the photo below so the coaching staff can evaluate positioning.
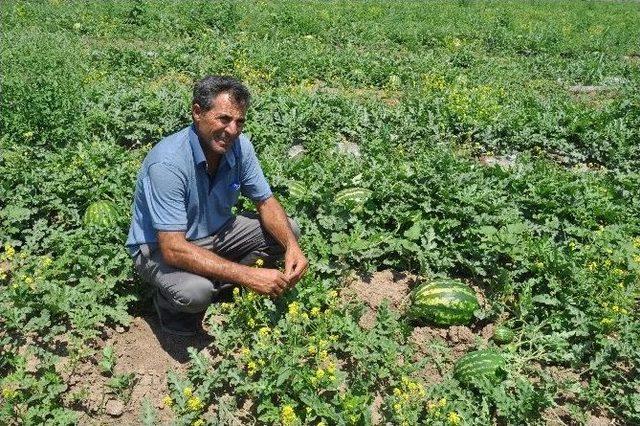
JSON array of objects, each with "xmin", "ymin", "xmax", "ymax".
[
  {"xmin": 492, "ymin": 325, "xmax": 515, "ymax": 344},
  {"xmin": 83, "ymin": 200, "xmax": 119, "ymax": 228},
  {"xmin": 454, "ymin": 350, "xmax": 506, "ymax": 386},
  {"xmin": 409, "ymin": 278, "xmax": 479, "ymax": 326}
]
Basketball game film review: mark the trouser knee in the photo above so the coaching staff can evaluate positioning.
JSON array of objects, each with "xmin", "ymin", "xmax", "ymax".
[{"xmin": 162, "ymin": 279, "xmax": 215, "ymax": 314}]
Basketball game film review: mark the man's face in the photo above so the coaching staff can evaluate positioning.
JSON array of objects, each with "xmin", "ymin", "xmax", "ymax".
[{"xmin": 192, "ymin": 92, "xmax": 247, "ymax": 156}]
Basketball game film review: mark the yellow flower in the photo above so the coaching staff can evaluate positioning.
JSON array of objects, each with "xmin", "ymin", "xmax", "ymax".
[
  {"xmin": 24, "ymin": 276, "xmax": 35, "ymax": 289},
  {"xmin": 310, "ymin": 307, "xmax": 321, "ymax": 317},
  {"xmin": 308, "ymin": 345, "xmax": 317, "ymax": 355},
  {"xmin": 4, "ymin": 244, "xmax": 15, "ymax": 260},
  {"xmin": 240, "ymin": 347, "xmax": 251, "ymax": 358},
  {"xmin": 162, "ymin": 395, "xmax": 173, "ymax": 407},
  {"xmin": 247, "ymin": 318, "xmax": 256, "ymax": 328},
  {"xmin": 393, "ymin": 402, "xmax": 402, "ymax": 412},
  {"xmin": 534, "ymin": 261, "xmax": 544, "ymax": 269},
  {"xmin": 192, "ymin": 419, "xmax": 205, "ymax": 426},
  {"xmin": 187, "ymin": 396, "xmax": 204, "ymax": 411},
  {"xmin": 317, "ymin": 422, "xmax": 326, "ymax": 426},
  {"xmin": 247, "ymin": 361, "xmax": 258, "ymax": 376},
  {"xmin": 393, "ymin": 387, "xmax": 402, "ymax": 397},
  {"xmin": 319, "ymin": 350, "xmax": 328, "ymax": 361},
  {"xmin": 438, "ymin": 398, "xmax": 447, "ymax": 408},
  {"xmin": 183, "ymin": 387, "xmax": 193, "ymax": 398},
  {"xmin": 587, "ymin": 261, "xmax": 598, "ymax": 272},
  {"xmin": 288, "ymin": 302, "xmax": 301, "ymax": 317},
  {"xmin": 327, "ymin": 290, "xmax": 338, "ymax": 299},
  {"xmin": 315, "ymin": 368, "xmax": 325, "ymax": 380},
  {"xmin": 254, "ymin": 258, "xmax": 264, "ymax": 267},
  {"xmin": 447, "ymin": 411, "xmax": 462, "ymax": 425},
  {"xmin": 233, "ymin": 287, "xmax": 240, "ymax": 297},
  {"xmin": 601, "ymin": 318, "xmax": 614, "ymax": 325},
  {"xmin": 326, "ymin": 361, "xmax": 336, "ymax": 374},
  {"xmin": 258, "ymin": 326, "xmax": 270, "ymax": 338},
  {"xmin": 281, "ymin": 404, "xmax": 298, "ymax": 426},
  {"xmin": 41, "ymin": 256, "xmax": 53, "ymax": 267}
]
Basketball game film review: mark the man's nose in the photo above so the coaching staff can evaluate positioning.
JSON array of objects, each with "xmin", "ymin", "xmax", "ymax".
[{"xmin": 226, "ymin": 121, "xmax": 241, "ymax": 135}]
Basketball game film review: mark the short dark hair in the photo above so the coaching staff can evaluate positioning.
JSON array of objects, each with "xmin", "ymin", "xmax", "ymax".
[{"xmin": 192, "ymin": 75, "xmax": 251, "ymax": 111}]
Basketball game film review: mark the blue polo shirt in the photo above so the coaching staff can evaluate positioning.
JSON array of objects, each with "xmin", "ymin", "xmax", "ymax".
[{"xmin": 125, "ymin": 125, "xmax": 272, "ymax": 256}]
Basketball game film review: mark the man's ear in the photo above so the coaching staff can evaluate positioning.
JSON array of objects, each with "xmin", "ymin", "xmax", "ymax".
[{"xmin": 192, "ymin": 103, "xmax": 202, "ymax": 122}]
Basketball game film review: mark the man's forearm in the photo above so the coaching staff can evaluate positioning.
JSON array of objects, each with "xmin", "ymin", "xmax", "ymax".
[
  {"xmin": 159, "ymin": 235, "xmax": 254, "ymax": 286},
  {"xmin": 256, "ymin": 196, "xmax": 298, "ymax": 250}
]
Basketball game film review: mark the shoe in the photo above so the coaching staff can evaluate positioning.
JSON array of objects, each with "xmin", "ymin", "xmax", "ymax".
[{"xmin": 153, "ymin": 297, "xmax": 205, "ymax": 336}]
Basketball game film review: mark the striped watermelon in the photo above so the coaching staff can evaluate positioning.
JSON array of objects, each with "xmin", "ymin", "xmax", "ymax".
[
  {"xmin": 492, "ymin": 325, "xmax": 515, "ymax": 344},
  {"xmin": 409, "ymin": 278, "xmax": 479, "ymax": 326},
  {"xmin": 334, "ymin": 187, "xmax": 372, "ymax": 206},
  {"xmin": 454, "ymin": 350, "xmax": 506, "ymax": 386},
  {"xmin": 288, "ymin": 180, "xmax": 308, "ymax": 199},
  {"xmin": 83, "ymin": 200, "xmax": 118, "ymax": 228}
]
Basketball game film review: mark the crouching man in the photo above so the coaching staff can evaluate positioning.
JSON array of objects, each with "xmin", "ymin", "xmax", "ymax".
[{"xmin": 126, "ymin": 75, "xmax": 308, "ymax": 336}]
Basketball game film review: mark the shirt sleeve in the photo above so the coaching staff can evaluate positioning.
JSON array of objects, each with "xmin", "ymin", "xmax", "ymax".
[
  {"xmin": 239, "ymin": 137, "xmax": 273, "ymax": 202},
  {"xmin": 144, "ymin": 162, "xmax": 188, "ymax": 231}
]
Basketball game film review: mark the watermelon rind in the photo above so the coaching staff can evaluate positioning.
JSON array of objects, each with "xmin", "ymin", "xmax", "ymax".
[
  {"xmin": 409, "ymin": 278, "xmax": 479, "ymax": 326},
  {"xmin": 454, "ymin": 350, "xmax": 506, "ymax": 386},
  {"xmin": 83, "ymin": 200, "xmax": 118, "ymax": 228}
]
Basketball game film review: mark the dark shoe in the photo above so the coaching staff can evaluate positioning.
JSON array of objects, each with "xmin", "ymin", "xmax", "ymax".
[{"xmin": 153, "ymin": 298, "xmax": 205, "ymax": 336}]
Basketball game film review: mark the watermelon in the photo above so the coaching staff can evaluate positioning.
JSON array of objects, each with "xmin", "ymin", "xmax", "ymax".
[
  {"xmin": 409, "ymin": 278, "xmax": 479, "ymax": 326},
  {"xmin": 454, "ymin": 350, "xmax": 506, "ymax": 386},
  {"xmin": 288, "ymin": 180, "xmax": 308, "ymax": 199},
  {"xmin": 334, "ymin": 187, "xmax": 372, "ymax": 206},
  {"xmin": 492, "ymin": 325, "xmax": 515, "ymax": 344},
  {"xmin": 83, "ymin": 200, "xmax": 118, "ymax": 228}
]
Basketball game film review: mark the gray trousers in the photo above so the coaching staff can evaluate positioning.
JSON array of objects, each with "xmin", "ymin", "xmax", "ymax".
[{"xmin": 133, "ymin": 213, "xmax": 300, "ymax": 314}]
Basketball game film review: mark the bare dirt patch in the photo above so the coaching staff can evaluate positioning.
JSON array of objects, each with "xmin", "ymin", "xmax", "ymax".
[
  {"xmin": 342, "ymin": 269, "xmax": 416, "ymax": 329},
  {"xmin": 63, "ymin": 315, "xmax": 212, "ymax": 424}
]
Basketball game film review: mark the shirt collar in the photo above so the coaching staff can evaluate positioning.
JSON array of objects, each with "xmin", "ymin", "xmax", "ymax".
[
  {"xmin": 188, "ymin": 125, "xmax": 206, "ymax": 166},
  {"xmin": 188, "ymin": 124, "xmax": 238, "ymax": 170}
]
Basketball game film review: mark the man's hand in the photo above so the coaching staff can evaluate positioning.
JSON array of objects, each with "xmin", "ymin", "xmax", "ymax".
[
  {"xmin": 244, "ymin": 267, "xmax": 290, "ymax": 297},
  {"xmin": 284, "ymin": 244, "xmax": 308, "ymax": 288}
]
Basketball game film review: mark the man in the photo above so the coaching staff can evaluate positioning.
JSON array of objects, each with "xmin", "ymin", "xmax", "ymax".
[{"xmin": 126, "ymin": 75, "xmax": 308, "ymax": 336}]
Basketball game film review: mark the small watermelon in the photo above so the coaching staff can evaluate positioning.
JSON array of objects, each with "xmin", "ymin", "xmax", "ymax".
[
  {"xmin": 83, "ymin": 200, "xmax": 119, "ymax": 228},
  {"xmin": 492, "ymin": 325, "xmax": 515, "ymax": 344},
  {"xmin": 454, "ymin": 350, "xmax": 506, "ymax": 386},
  {"xmin": 409, "ymin": 278, "xmax": 479, "ymax": 326},
  {"xmin": 288, "ymin": 180, "xmax": 308, "ymax": 199},
  {"xmin": 334, "ymin": 187, "xmax": 372, "ymax": 206}
]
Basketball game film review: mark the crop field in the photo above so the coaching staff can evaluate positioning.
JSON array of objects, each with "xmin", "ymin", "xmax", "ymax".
[{"xmin": 1, "ymin": 0, "xmax": 640, "ymax": 425}]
